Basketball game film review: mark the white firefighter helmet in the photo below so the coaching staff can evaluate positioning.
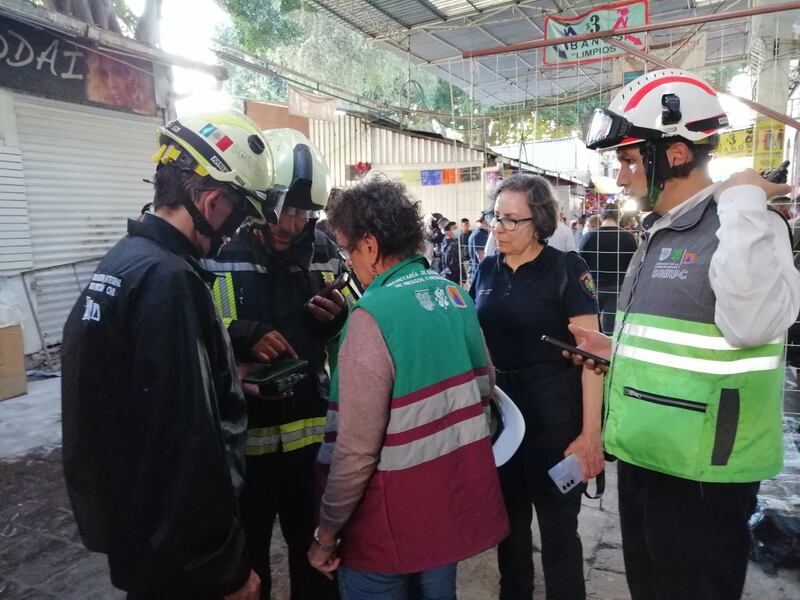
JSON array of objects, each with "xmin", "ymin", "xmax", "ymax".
[
  {"xmin": 586, "ymin": 69, "xmax": 728, "ymax": 151},
  {"xmin": 491, "ymin": 385, "xmax": 526, "ymax": 467},
  {"xmin": 154, "ymin": 110, "xmax": 274, "ymax": 219},
  {"xmin": 262, "ymin": 128, "xmax": 331, "ymax": 219}
]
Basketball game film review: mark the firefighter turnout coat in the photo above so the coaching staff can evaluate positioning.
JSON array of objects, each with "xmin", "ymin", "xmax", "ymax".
[{"xmin": 204, "ymin": 226, "xmax": 349, "ymax": 457}]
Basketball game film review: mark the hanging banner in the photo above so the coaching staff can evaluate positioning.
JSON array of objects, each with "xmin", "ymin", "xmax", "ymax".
[
  {"xmin": 441, "ymin": 168, "xmax": 457, "ymax": 184},
  {"xmin": 612, "ymin": 32, "xmax": 706, "ymax": 86},
  {"xmin": 288, "ymin": 86, "xmax": 337, "ymax": 122},
  {"xmin": 752, "ymin": 118, "xmax": 786, "ymax": 173},
  {"xmin": 0, "ymin": 15, "xmax": 156, "ymax": 115},
  {"xmin": 421, "ymin": 170, "xmax": 442, "ymax": 186},
  {"xmin": 397, "ymin": 170, "xmax": 421, "ymax": 185},
  {"xmin": 543, "ymin": 0, "xmax": 649, "ymax": 66},
  {"xmin": 715, "ymin": 128, "xmax": 753, "ymax": 159}
]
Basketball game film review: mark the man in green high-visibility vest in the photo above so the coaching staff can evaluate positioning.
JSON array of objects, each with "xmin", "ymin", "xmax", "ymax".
[{"xmin": 572, "ymin": 69, "xmax": 800, "ymax": 600}]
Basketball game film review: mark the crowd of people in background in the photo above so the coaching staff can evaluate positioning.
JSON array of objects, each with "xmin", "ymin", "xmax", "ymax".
[
  {"xmin": 425, "ymin": 200, "xmax": 643, "ymax": 324},
  {"xmin": 59, "ymin": 68, "xmax": 800, "ymax": 600}
]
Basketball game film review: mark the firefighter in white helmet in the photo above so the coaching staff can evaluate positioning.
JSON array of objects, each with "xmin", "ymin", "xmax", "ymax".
[
  {"xmin": 573, "ymin": 69, "xmax": 800, "ymax": 599},
  {"xmin": 204, "ymin": 128, "xmax": 346, "ymax": 600},
  {"xmin": 63, "ymin": 110, "xmax": 274, "ymax": 599}
]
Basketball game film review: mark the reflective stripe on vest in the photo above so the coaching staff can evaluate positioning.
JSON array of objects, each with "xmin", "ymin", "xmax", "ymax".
[
  {"xmin": 615, "ymin": 313, "xmax": 784, "ymax": 376},
  {"xmin": 605, "ymin": 311, "xmax": 784, "ymax": 482},
  {"xmin": 615, "ymin": 344, "xmax": 783, "ymax": 375},
  {"xmin": 246, "ymin": 417, "xmax": 326, "ymax": 456},
  {"xmin": 211, "ymin": 272, "xmax": 237, "ymax": 328},
  {"xmin": 378, "ymin": 368, "xmax": 491, "ymax": 472}
]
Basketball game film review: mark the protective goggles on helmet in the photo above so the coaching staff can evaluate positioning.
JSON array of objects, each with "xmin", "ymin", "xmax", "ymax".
[
  {"xmin": 260, "ymin": 186, "xmax": 321, "ymax": 223},
  {"xmin": 585, "ymin": 109, "xmax": 664, "ymax": 151}
]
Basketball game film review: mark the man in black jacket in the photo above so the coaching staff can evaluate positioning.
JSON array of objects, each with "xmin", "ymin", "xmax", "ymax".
[
  {"xmin": 579, "ymin": 203, "xmax": 638, "ymax": 334},
  {"xmin": 440, "ymin": 220, "xmax": 461, "ymax": 283},
  {"xmin": 204, "ymin": 129, "xmax": 347, "ymax": 600},
  {"xmin": 61, "ymin": 111, "xmax": 272, "ymax": 600}
]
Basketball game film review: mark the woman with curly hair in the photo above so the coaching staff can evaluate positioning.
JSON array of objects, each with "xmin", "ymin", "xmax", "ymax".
[{"xmin": 308, "ymin": 177, "xmax": 508, "ymax": 599}]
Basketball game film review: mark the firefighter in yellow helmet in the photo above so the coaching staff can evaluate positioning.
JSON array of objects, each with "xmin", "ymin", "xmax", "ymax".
[
  {"xmin": 62, "ymin": 110, "xmax": 274, "ymax": 599},
  {"xmin": 204, "ymin": 128, "xmax": 346, "ymax": 600}
]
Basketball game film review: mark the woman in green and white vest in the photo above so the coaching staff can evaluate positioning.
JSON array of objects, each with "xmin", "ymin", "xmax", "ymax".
[{"xmin": 308, "ymin": 178, "xmax": 509, "ymax": 599}]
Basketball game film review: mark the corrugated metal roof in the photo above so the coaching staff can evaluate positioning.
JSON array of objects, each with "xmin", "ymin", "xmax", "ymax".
[{"xmin": 309, "ymin": 0, "xmax": 758, "ymax": 106}]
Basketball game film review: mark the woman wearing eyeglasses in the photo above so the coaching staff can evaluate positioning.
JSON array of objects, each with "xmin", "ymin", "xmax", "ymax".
[
  {"xmin": 469, "ymin": 174, "xmax": 604, "ymax": 600},
  {"xmin": 308, "ymin": 178, "xmax": 508, "ymax": 599}
]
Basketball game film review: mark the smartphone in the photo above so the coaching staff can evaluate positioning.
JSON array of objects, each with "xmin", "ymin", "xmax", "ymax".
[
  {"xmin": 242, "ymin": 358, "xmax": 310, "ymax": 396},
  {"xmin": 548, "ymin": 453, "xmax": 583, "ymax": 494},
  {"xmin": 308, "ymin": 272, "xmax": 350, "ymax": 306},
  {"xmin": 763, "ymin": 160, "xmax": 789, "ymax": 184},
  {"xmin": 541, "ymin": 334, "xmax": 611, "ymax": 367}
]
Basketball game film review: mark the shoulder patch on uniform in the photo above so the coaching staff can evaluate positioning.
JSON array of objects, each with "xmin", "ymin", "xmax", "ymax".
[
  {"xmin": 579, "ymin": 272, "xmax": 597, "ymax": 299},
  {"xmin": 447, "ymin": 285, "xmax": 467, "ymax": 308}
]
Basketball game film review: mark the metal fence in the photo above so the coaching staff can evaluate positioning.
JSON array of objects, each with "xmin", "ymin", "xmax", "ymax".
[{"xmin": 20, "ymin": 258, "xmax": 101, "ymax": 370}]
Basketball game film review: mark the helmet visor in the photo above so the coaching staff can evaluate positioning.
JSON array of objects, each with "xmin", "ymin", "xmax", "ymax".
[{"xmin": 585, "ymin": 108, "xmax": 664, "ymax": 150}]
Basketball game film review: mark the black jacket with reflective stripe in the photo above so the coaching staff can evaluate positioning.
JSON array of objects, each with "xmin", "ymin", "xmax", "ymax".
[
  {"xmin": 61, "ymin": 214, "xmax": 249, "ymax": 596},
  {"xmin": 204, "ymin": 226, "xmax": 347, "ymax": 440}
]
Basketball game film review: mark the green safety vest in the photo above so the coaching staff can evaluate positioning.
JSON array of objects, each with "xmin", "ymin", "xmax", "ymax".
[
  {"xmin": 321, "ymin": 254, "xmax": 507, "ymax": 573},
  {"xmin": 605, "ymin": 197, "xmax": 785, "ymax": 483}
]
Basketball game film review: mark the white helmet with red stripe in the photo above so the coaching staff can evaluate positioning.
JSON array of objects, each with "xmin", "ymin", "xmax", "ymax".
[{"xmin": 604, "ymin": 69, "xmax": 728, "ymax": 149}]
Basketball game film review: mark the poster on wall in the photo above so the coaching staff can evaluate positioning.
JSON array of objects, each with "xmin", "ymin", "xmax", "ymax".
[
  {"xmin": 715, "ymin": 128, "xmax": 753, "ymax": 159},
  {"xmin": 543, "ymin": 0, "xmax": 649, "ymax": 66},
  {"xmin": 752, "ymin": 118, "xmax": 786, "ymax": 173},
  {"xmin": 0, "ymin": 15, "xmax": 156, "ymax": 115}
]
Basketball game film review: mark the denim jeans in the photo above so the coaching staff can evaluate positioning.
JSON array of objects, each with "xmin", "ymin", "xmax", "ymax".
[{"xmin": 338, "ymin": 564, "xmax": 457, "ymax": 600}]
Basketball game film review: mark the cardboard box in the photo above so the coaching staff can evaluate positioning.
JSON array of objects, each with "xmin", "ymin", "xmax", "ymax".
[{"xmin": 0, "ymin": 325, "xmax": 27, "ymax": 401}]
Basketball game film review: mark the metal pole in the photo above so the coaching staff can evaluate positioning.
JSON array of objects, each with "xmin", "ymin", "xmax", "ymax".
[
  {"xmin": 463, "ymin": 1, "xmax": 800, "ymax": 58},
  {"xmin": 19, "ymin": 272, "xmax": 53, "ymax": 372},
  {"xmin": 605, "ymin": 38, "xmax": 800, "ymax": 130}
]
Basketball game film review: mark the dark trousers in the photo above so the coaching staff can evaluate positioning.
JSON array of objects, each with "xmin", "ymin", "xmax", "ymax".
[
  {"xmin": 597, "ymin": 292, "xmax": 618, "ymax": 336},
  {"xmin": 497, "ymin": 450, "xmax": 585, "ymax": 600},
  {"xmin": 241, "ymin": 444, "xmax": 339, "ymax": 600},
  {"xmin": 618, "ymin": 461, "xmax": 759, "ymax": 600},
  {"xmin": 495, "ymin": 366, "xmax": 586, "ymax": 600}
]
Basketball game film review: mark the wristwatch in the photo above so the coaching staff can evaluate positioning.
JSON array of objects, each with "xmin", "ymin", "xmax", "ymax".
[{"xmin": 312, "ymin": 527, "xmax": 340, "ymax": 553}]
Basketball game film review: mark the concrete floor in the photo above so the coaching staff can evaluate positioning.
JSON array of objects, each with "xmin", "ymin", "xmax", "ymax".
[{"xmin": 1, "ymin": 378, "xmax": 799, "ymax": 599}]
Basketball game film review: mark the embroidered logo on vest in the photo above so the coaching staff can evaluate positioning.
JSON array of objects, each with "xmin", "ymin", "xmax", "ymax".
[
  {"xmin": 415, "ymin": 290, "xmax": 435, "ymax": 311},
  {"xmin": 652, "ymin": 247, "xmax": 697, "ymax": 280}
]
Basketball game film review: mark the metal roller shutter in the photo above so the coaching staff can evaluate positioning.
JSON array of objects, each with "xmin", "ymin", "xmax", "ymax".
[
  {"xmin": 0, "ymin": 145, "xmax": 33, "ymax": 274},
  {"xmin": 15, "ymin": 94, "xmax": 162, "ymax": 346}
]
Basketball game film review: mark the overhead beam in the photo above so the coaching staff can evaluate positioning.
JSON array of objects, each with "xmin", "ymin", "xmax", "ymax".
[
  {"xmin": 472, "ymin": 23, "xmax": 570, "ymax": 95},
  {"xmin": 305, "ymin": 0, "xmax": 380, "ymax": 39},
  {"xmin": 464, "ymin": 1, "xmax": 800, "ymax": 58},
  {"xmin": 411, "ymin": 0, "xmax": 450, "ymax": 22},
  {"xmin": 0, "ymin": 0, "xmax": 226, "ymax": 79},
  {"xmin": 605, "ymin": 38, "xmax": 800, "ymax": 130},
  {"xmin": 421, "ymin": 30, "xmax": 538, "ymax": 103},
  {"xmin": 362, "ymin": 0, "xmax": 412, "ymax": 29}
]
